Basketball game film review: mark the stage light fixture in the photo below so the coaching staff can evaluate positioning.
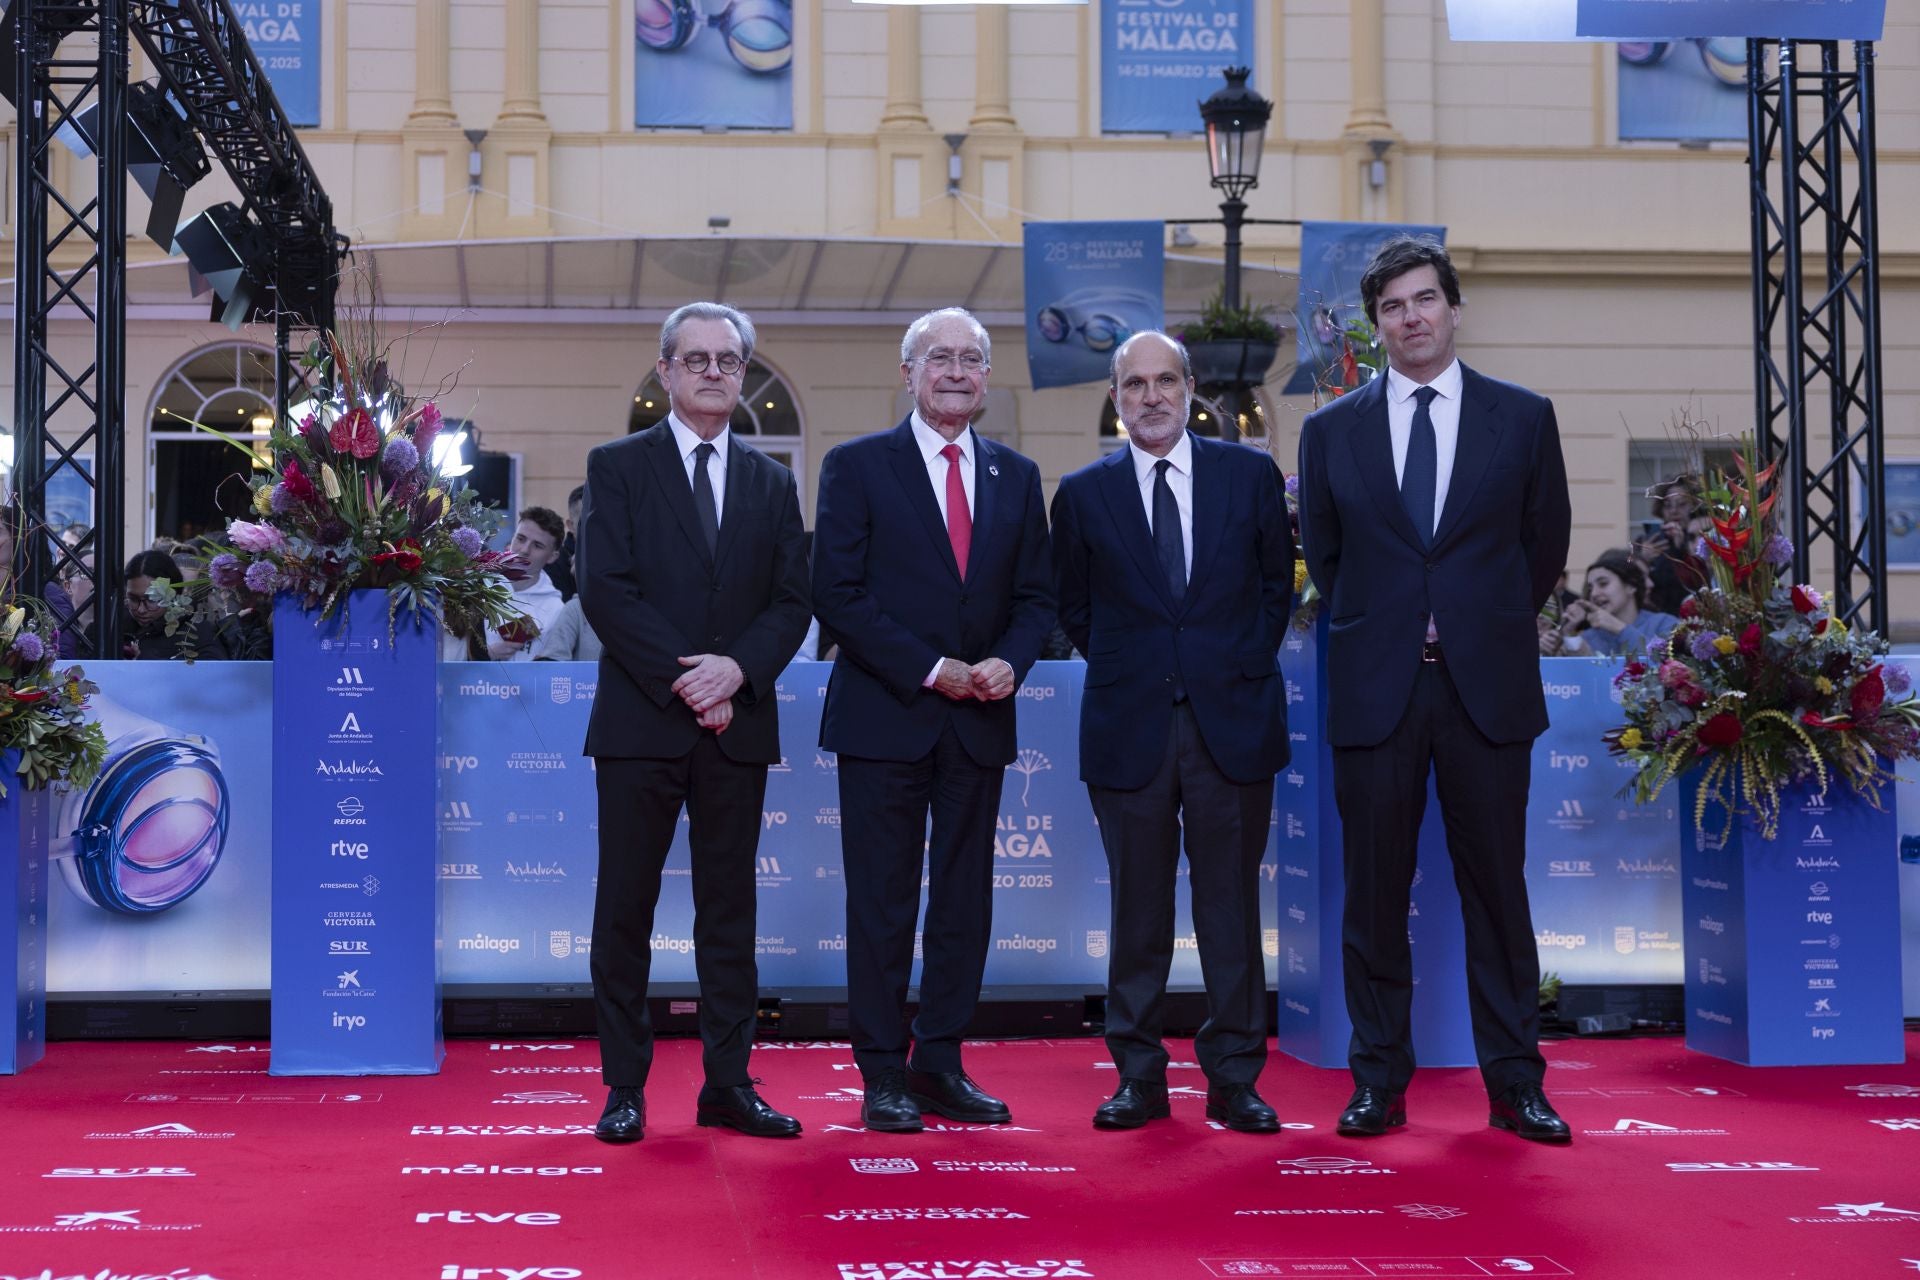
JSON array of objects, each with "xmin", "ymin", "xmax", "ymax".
[
  {"xmin": 124, "ymin": 83, "xmax": 213, "ymax": 246},
  {"xmin": 172, "ymin": 202, "xmax": 274, "ymax": 331}
]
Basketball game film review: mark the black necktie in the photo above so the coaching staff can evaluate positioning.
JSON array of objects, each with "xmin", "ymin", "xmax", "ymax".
[
  {"xmin": 1401, "ymin": 386, "xmax": 1439, "ymax": 546},
  {"xmin": 1152, "ymin": 459, "xmax": 1186, "ymax": 599},
  {"xmin": 692, "ymin": 441, "xmax": 719, "ymax": 558}
]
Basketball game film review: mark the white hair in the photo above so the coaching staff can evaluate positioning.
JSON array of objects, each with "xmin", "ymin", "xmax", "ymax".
[{"xmin": 900, "ymin": 307, "xmax": 992, "ymax": 367}]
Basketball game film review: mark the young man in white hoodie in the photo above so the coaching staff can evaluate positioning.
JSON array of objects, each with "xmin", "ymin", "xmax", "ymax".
[{"xmin": 488, "ymin": 506, "xmax": 568, "ymax": 661}]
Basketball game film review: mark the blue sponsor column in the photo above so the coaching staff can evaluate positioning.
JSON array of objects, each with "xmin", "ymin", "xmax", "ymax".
[
  {"xmin": 271, "ymin": 592, "xmax": 443, "ymax": 1075},
  {"xmin": 0, "ymin": 753, "xmax": 49, "ymax": 1073},
  {"xmin": 1680, "ymin": 775, "xmax": 1905, "ymax": 1065},
  {"xmin": 1274, "ymin": 619, "xmax": 1475, "ymax": 1069}
]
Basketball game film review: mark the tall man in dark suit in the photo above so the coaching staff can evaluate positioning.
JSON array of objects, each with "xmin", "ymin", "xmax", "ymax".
[
  {"xmin": 1052, "ymin": 331, "xmax": 1295, "ymax": 1134},
  {"xmin": 812, "ymin": 307, "xmax": 1054, "ymax": 1133},
  {"xmin": 1296, "ymin": 237, "xmax": 1574, "ymax": 1145},
  {"xmin": 578, "ymin": 301, "xmax": 811, "ymax": 1144}
]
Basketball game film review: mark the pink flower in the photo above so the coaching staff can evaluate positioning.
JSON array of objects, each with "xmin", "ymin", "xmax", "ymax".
[
  {"xmin": 1792, "ymin": 584, "xmax": 1822, "ymax": 615},
  {"xmin": 227, "ymin": 520, "xmax": 287, "ymax": 554},
  {"xmin": 1657, "ymin": 660, "xmax": 1692, "ymax": 689}
]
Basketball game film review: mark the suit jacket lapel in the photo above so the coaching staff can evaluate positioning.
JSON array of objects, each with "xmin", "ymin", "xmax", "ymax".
[
  {"xmin": 964, "ymin": 435, "xmax": 1000, "ymax": 585},
  {"xmin": 884, "ymin": 419, "xmax": 963, "ymax": 584},
  {"xmin": 1182, "ymin": 436, "xmax": 1228, "ymax": 610},
  {"xmin": 646, "ymin": 425, "xmax": 712, "ymax": 567},
  {"xmin": 713, "ymin": 436, "xmax": 751, "ymax": 573},
  {"xmin": 1430, "ymin": 365, "xmax": 1503, "ymax": 552},
  {"xmin": 1347, "ymin": 377, "xmax": 1426, "ymax": 553},
  {"xmin": 1096, "ymin": 445, "xmax": 1177, "ymax": 613}
]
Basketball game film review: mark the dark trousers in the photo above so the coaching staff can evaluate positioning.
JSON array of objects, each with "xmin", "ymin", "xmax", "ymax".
[
  {"xmin": 838, "ymin": 723, "xmax": 1000, "ymax": 1077},
  {"xmin": 589, "ymin": 741, "xmax": 768, "ymax": 1089},
  {"xmin": 1332, "ymin": 657, "xmax": 1546, "ymax": 1098},
  {"xmin": 1088, "ymin": 701, "xmax": 1271, "ymax": 1087}
]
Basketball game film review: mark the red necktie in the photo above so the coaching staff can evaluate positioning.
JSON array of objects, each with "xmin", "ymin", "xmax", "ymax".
[{"xmin": 941, "ymin": 442, "xmax": 972, "ymax": 579}]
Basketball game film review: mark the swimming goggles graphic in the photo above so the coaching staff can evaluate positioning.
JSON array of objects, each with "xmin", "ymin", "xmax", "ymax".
[
  {"xmin": 1619, "ymin": 38, "xmax": 1748, "ymax": 88},
  {"xmin": 50, "ymin": 694, "xmax": 230, "ymax": 914},
  {"xmin": 637, "ymin": 0, "xmax": 793, "ymax": 75},
  {"xmin": 1034, "ymin": 289, "xmax": 1159, "ymax": 355}
]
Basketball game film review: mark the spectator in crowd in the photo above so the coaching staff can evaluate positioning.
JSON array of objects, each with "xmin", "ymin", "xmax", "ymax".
[
  {"xmin": 530, "ymin": 597, "xmax": 601, "ymax": 662},
  {"xmin": 0, "ymin": 505, "xmax": 80, "ymax": 658},
  {"xmin": 486, "ymin": 507, "xmax": 568, "ymax": 661},
  {"xmin": 1639, "ymin": 475, "xmax": 1710, "ymax": 615},
  {"xmin": 1543, "ymin": 550, "xmax": 1680, "ymax": 658},
  {"xmin": 547, "ymin": 484, "xmax": 583, "ymax": 602},
  {"xmin": 121, "ymin": 549, "xmax": 224, "ymax": 660}
]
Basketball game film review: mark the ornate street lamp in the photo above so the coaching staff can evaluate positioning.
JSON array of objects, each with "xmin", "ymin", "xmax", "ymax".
[{"xmin": 1198, "ymin": 66, "xmax": 1272, "ymax": 315}]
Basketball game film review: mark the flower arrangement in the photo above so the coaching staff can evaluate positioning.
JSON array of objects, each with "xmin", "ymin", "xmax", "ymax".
[
  {"xmin": 0, "ymin": 593, "xmax": 106, "ymax": 797},
  {"xmin": 190, "ymin": 332, "xmax": 520, "ymax": 641},
  {"xmin": 1280, "ymin": 309, "xmax": 1386, "ymax": 630},
  {"xmin": 1604, "ymin": 434, "xmax": 1920, "ymax": 841},
  {"xmin": 1176, "ymin": 287, "xmax": 1283, "ymax": 346}
]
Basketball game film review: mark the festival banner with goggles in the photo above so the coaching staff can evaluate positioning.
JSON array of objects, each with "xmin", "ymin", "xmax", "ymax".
[
  {"xmin": 1576, "ymin": 0, "xmax": 1886, "ymax": 41},
  {"xmin": 1022, "ymin": 221, "xmax": 1165, "ymax": 391},
  {"xmin": 1284, "ymin": 220, "xmax": 1446, "ymax": 396},
  {"xmin": 635, "ymin": 0, "xmax": 793, "ymax": 130},
  {"xmin": 1101, "ymin": 0, "xmax": 1255, "ymax": 135}
]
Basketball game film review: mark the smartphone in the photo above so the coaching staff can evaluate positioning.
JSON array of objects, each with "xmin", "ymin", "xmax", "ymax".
[{"xmin": 1638, "ymin": 519, "xmax": 1664, "ymax": 543}]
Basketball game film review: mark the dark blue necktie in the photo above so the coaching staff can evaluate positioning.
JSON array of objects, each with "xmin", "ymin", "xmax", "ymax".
[
  {"xmin": 1401, "ymin": 386, "xmax": 1439, "ymax": 546},
  {"xmin": 1152, "ymin": 459, "xmax": 1186, "ymax": 600}
]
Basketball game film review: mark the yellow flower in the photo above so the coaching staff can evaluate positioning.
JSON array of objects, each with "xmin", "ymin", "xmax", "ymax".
[
  {"xmin": 1618, "ymin": 728, "xmax": 1643, "ymax": 750},
  {"xmin": 252, "ymin": 484, "xmax": 273, "ymax": 515},
  {"xmin": 1293, "ymin": 560, "xmax": 1308, "ymax": 593},
  {"xmin": 1826, "ymin": 617, "xmax": 1848, "ymax": 637},
  {"xmin": 1713, "ymin": 636, "xmax": 1737, "ymax": 655},
  {"xmin": 1815, "ymin": 676, "xmax": 1834, "ymax": 695}
]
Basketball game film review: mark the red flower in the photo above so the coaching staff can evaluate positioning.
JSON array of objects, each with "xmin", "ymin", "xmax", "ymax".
[
  {"xmin": 1737, "ymin": 623, "xmax": 1763, "ymax": 656},
  {"xmin": 1697, "ymin": 712, "xmax": 1744, "ymax": 748},
  {"xmin": 1850, "ymin": 667, "xmax": 1886, "ymax": 722},
  {"xmin": 1791, "ymin": 584, "xmax": 1819, "ymax": 614},
  {"xmin": 1802, "ymin": 711, "xmax": 1852, "ymax": 731},
  {"xmin": 282, "ymin": 457, "xmax": 319, "ymax": 504},
  {"xmin": 1675, "ymin": 683, "xmax": 1707, "ymax": 708},
  {"xmin": 330, "ymin": 407, "xmax": 380, "ymax": 460},
  {"xmin": 1678, "ymin": 596, "xmax": 1698, "ymax": 619},
  {"xmin": 371, "ymin": 539, "xmax": 425, "ymax": 575},
  {"xmin": 1, "ymin": 687, "xmax": 49, "ymax": 705}
]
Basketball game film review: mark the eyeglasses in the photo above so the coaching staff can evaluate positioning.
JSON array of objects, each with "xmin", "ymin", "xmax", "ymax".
[
  {"xmin": 917, "ymin": 350, "xmax": 989, "ymax": 374},
  {"xmin": 669, "ymin": 351, "xmax": 746, "ymax": 376},
  {"xmin": 637, "ymin": 0, "xmax": 793, "ymax": 75}
]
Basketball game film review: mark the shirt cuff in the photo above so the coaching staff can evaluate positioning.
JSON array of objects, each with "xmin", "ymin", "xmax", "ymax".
[{"xmin": 924, "ymin": 658, "xmax": 946, "ymax": 688}]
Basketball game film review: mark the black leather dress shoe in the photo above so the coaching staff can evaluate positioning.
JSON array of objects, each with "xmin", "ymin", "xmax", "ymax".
[
  {"xmin": 696, "ymin": 1082, "xmax": 802, "ymax": 1138},
  {"xmin": 906, "ymin": 1068, "xmax": 1012, "ymax": 1124},
  {"xmin": 594, "ymin": 1086, "xmax": 645, "ymax": 1144},
  {"xmin": 861, "ymin": 1068, "xmax": 923, "ymax": 1134},
  {"xmin": 1336, "ymin": 1085, "xmax": 1407, "ymax": 1137},
  {"xmin": 1206, "ymin": 1082, "xmax": 1280, "ymax": 1134},
  {"xmin": 1094, "ymin": 1078, "xmax": 1170, "ymax": 1130},
  {"xmin": 1489, "ymin": 1083, "xmax": 1572, "ymax": 1145}
]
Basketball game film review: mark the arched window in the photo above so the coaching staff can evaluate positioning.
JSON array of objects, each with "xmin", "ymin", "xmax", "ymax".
[
  {"xmin": 146, "ymin": 342, "xmax": 278, "ymax": 545},
  {"xmin": 629, "ymin": 355, "xmax": 805, "ymax": 502}
]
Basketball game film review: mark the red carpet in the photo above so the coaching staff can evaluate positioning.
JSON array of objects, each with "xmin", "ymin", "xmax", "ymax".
[{"xmin": 1, "ymin": 1032, "xmax": 1916, "ymax": 1280}]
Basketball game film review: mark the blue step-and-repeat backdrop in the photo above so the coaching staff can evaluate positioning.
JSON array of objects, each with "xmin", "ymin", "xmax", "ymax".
[{"xmin": 41, "ymin": 658, "xmax": 1920, "ymax": 1010}]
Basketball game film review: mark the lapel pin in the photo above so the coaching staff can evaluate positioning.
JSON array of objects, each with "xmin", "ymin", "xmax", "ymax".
[{"xmin": 988, "ymin": 464, "xmax": 999, "ymax": 477}]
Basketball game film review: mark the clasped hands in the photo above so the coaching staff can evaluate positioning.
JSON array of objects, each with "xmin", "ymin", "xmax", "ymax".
[
  {"xmin": 674, "ymin": 653, "xmax": 744, "ymax": 733},
  {"xmin": 934, "ymin": 656, "xmax": 1016, "ymax": 702}
]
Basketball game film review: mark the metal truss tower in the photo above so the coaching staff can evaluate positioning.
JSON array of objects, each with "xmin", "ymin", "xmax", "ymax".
[{"xmin": 1747, "ymin": 38, "xmax": 1887, "ymax": 631}]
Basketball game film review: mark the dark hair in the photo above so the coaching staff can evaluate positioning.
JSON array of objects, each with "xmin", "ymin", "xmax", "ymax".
[
  {"xmin": 125, "ymin": 549, "xmax": 182, "ymax": 582},
  {"xmin": 567, "ymin": 484, "xmax": 585, "ymax": 508},
  {"xmin": 1359, "ymin": 236, "xmax": 1462, "ymax": 325},
  {"xmin": 1586, "ymin": 550, "xmax": 1650, "ymax": 611},
  {"xmin": 519, "ymin": 506, "xmax": 565, "ymax": 545}
]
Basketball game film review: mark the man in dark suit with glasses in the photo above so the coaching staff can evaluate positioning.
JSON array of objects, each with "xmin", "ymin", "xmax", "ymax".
[{"xmin": 578, "ymin": 300, "xmax": 811, "ymax": 1144}]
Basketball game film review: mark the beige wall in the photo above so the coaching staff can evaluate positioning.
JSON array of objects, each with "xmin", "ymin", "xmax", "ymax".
[{"xmin": 4, "ymin": 1, "xmax": 1920, "ymax": 614}]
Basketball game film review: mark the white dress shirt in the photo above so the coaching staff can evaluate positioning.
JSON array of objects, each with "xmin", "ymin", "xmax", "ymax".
[
  {"xmin": 910, "ymin": 411, "xmax": 976, "ymax": 526},
  {"xmin": 1128, "ymin": 430, "xmax": 1194, "ymax": 582},
  {"xmin": 911, "ymin": 412, "xmax": 979, "ymax": 688},
  {"xmin": 1385, "ymin": 359, "xmax": 1463, "ymax": 537},
  {"xmin": 667, "ymin": 412, "xmax": 729, "ymax": 523}
]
